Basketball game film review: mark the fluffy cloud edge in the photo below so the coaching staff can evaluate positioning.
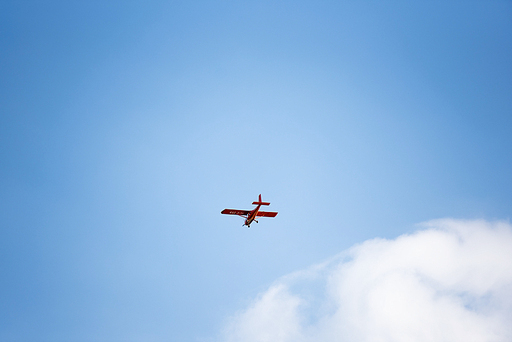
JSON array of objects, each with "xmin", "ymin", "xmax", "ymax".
[{"xmin": 221, "ymin": 219, "xmax": 512, "ymax": 342}]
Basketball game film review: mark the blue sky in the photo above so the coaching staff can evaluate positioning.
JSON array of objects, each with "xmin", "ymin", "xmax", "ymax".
[{"xmin": 1, "ymin": 1, "xmax": 512, "ymax": 341}]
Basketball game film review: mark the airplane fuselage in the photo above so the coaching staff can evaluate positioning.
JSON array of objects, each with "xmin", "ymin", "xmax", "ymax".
[{"xmin": 244, "ymin": 205, "xmax": 261, "ymax": 227}]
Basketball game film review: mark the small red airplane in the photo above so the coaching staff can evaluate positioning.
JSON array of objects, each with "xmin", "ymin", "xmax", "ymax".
[{"xmin": 221, "ymin": 194, "xmax": 278, "ymax": 227}]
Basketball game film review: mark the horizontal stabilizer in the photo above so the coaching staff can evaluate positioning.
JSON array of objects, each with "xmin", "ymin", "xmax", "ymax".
[
  {"xmin": 252, "ymin": 201, "xmax": 270, "ymax": 206},
  {"xmin": 252, "ymin": 194, "xmax": 270, "ymax": 206}
]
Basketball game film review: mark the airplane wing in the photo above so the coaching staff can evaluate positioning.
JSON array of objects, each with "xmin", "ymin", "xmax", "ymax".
[
  {"xmin": 221, "ymin": 209, "xmax": 251, "ymax": 216},
  {"xmin": 256, "ymin": 211, "xmax": 278, "ymax": 217}
]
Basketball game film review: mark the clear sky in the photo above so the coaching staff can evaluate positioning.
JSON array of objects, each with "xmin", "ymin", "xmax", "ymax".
[{"xmin": 1, "ymin": 1, "xmax": 511, "ymax": 341}]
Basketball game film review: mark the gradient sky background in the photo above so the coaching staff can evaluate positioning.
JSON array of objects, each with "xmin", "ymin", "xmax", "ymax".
[{"xmin": 1, "ymin": 1, "xmax": 511, "ymax": 341}]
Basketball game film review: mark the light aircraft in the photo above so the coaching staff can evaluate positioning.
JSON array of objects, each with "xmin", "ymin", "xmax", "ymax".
[{"xmin": 221, "ymin": 194, "xmax": 278, "ymax": 227}]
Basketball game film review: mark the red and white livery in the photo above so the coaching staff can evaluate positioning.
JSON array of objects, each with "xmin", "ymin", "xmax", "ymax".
[{"xmin": 221, "ymin": 194, "xmax": 278, "ymax": 227}]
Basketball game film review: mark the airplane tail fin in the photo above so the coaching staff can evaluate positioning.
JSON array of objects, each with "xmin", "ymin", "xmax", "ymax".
[{"xmin": 252, "ymin": 194, "xmax": 270, "ymax": 206}]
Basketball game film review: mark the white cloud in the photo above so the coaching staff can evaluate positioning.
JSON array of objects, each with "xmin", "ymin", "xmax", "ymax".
[{"xmin": 222, "ymin": 219, "xmax": 512, "ymax": 342}]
